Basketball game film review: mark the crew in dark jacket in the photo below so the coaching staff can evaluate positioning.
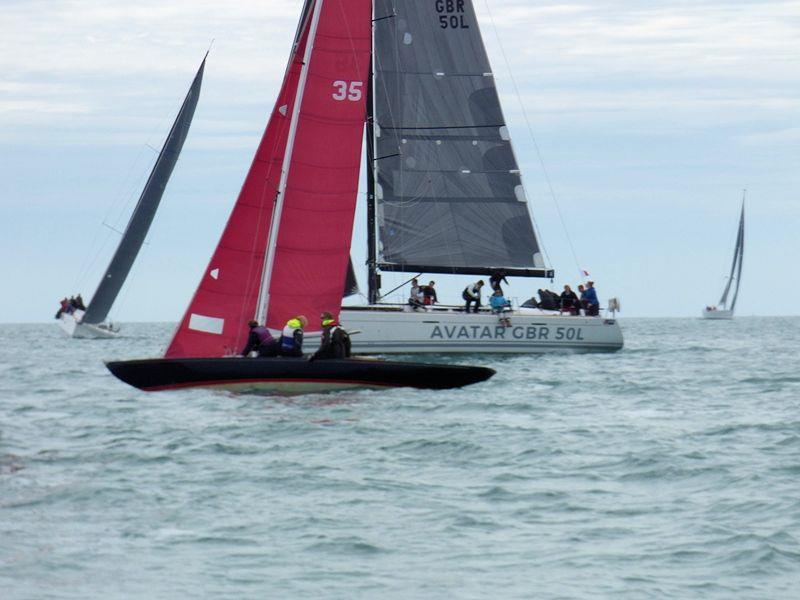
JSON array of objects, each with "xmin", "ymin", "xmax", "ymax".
[
  {"xmin": 421, "ymin": 281, "xmax": 438, "ymax": 306},
  {"xmin": 489, "ymin": 270, "xmax": 509, "ymax": 294},
  {"xmin": 241, "ymin": 320, "xmax": 279, "ymax": 356},
  {"xmin": 310, "ymin": 312, "xmax": 351, "ymax": 361},
  {"xmin": 560, "ymin": 285, "xmax": 579, "ymax": 315}
]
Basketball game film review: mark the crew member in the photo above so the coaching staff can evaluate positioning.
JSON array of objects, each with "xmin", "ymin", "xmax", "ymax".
[
  {"xmin": 280, "ymin": 315, "xmax": 307, "ymax": 357},
  {"xmin": 489, "ymin": 269, "xmax": 508, "ymax": 294},
  {"xmin": 560, "ymin": 285, "xmax": 579, "ymax": 315},
  {"xmin": 408, "ymin": 278, "xmax": 424, "ymax": 310},
  {"xmin": 422, "ymin": 281, "xmax": 438, "ymax": 306},
  {"xmin": 310, "ymin": 312, "xmax": 351, "ymax": 361},
  {"xmin": 241, "ymin": 319, "xmax": 279, "ymax": 357},
  {"xmin": 462, "ymin": 280, "xmax": 484, "ymax": 313},
  {"xmin": 583, "ymin": 281, "xmax": 600, "ymax": 316}
]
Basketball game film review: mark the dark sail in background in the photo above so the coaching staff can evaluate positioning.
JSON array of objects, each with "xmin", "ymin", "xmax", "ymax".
[
  {"xmin": 718, "ymin": 200, "xmax": 745, "ymax": 310},
  {"xmin": 344, "ymin": 258, "xmax": 359, "ymax": 297},
  {"xmin": 82, "ymin": 56, "xmax": 206, "ymax": 324},
  {"xmin": 370, "ymin": 0, "xmax": 552, "ymax": 277}
]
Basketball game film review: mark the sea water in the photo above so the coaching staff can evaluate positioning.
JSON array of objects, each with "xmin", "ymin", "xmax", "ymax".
[{"xmin": 1, "ymin": 318, "xmax": 799, "ymax": 598}]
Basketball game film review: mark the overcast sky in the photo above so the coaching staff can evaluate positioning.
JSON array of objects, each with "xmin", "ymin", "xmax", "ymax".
[{"xmin": 2, "ymin": 0, "xmax": 798, "ymax": 323}]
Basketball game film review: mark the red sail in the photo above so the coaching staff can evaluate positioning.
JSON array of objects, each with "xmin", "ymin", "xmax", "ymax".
[
  {"xmin": 263, "ymin": 0, "xmax": 372, "ymax": 332},
  {"xmin": 165, "ymin": 10, "xmax": 314, "ymax": 358}
]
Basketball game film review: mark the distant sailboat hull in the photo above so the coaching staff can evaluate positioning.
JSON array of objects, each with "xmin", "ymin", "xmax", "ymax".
[
  {"xmin": 57, "ymin": 310, "xmax": 119, "ymax": 339},
  {"xmin": 701, "ymin": 308, "xmax": 733, "ymax": 320},
  {"xmin": 106, "ymin": 356, "xmax": 495, "ymax": 394},
  {"xmin": 341, "ymin": 306, "xmax": 623, "ymax": 354}
]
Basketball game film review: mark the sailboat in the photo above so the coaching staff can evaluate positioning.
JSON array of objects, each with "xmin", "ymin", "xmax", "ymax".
[
  {"xmin": 57, "ymin": 55, "xmax": 206, "ymax": 339},
  {"xmin": 336, "ymin": 0, "xmax": 624, "ymax": 354},
  {"xmin": 106, "ymin": 0, "xmax": 495, "ymax": 393},
  {"xmin": 702, "ymin": 195, "xmax": 745, "ymax": 320}
]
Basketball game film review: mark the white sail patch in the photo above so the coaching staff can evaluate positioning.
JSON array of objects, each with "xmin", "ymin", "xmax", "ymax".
[
  {"xmin": 514, "ymin": 185, "xmax": 527, "ymax": 202},
  {"xmin": 189, "ymin": 314, "xmax": 224, "ymax": 334},
  {"xmin": 210, "ymin": 268, "xmax": 219, "ymax": 280},
  {"xmin": 278, "ymin": 104, "xmax": 288, "ymax": 116}
]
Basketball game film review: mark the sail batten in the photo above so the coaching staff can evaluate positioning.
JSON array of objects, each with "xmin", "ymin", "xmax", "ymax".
[
  {"xmin": 81, "ymin": 56, "xmax": 205, "ymax": 325},
  {"xmin": 370, "ymin": 0, "xmax": 549, "ymax": 276}
]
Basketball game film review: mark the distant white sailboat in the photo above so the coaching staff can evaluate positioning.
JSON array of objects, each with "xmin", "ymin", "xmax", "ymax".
[
  {"xmin": 56, "ymin": 55, "xmax": 206, "ymax": 338},
  {"xmin": 702, "ymin": 194, "xmax": 745, "ymax": 320}
]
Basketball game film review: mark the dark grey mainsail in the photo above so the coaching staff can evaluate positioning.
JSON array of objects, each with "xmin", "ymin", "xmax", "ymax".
[
  {"xmin": 82, "ymin": 56, "xmax": 206, "ymax": 325},
  {"xmin": 718, "ymin": 200, "xmax": 745, "ymax": 310},
  {"xmin": 370, "ymin": 0, "xmax": 551, "ymax": 279}
]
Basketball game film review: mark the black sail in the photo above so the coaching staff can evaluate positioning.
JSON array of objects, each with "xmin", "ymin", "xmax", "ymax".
[
  {"xmin": 82, "ymin": 56, "xmax": 206, "ymax": 324},
  {"xmin": 370, "ymin": 0, "xmax": 551, "ymax": 277},
  {"xmin": 719, "ymin": 201, "xmax": 745, "ymax": 310}
]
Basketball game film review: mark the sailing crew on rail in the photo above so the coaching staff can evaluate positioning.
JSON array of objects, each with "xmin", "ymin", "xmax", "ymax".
[
  {"xmin": 241, "ymin": 319, "xmax": 279, "ymax": 357},
  {"xmin": 582, "ymin": 281, "xmax": 600, "ymax": 316},
  {"xmin": 462, "ymin": 280, "xmax": 484, "ymax": 313},
  {"xmin": 280, "ymin": 315, "xmax": 307, "ymax": 357},
  {"xmin": 310, "ymin": 312, "xmax": 351, "ymax": 361},
  {"xmin": 422, "ymin": 281, "xmax": 438, "ymax": 306},
  {"xmin": 408, "ymin": 279, "xmax": 424, "ymax": 311}
]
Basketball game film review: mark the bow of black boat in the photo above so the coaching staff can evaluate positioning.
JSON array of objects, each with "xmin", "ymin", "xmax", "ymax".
[{"xmin": 105, "ymin": 356, "xmax": 495, "ymax": 394}]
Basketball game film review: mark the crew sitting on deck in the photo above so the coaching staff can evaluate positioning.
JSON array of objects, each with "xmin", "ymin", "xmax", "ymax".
[
  {"xmin": 55, "ymin": 297, "xmax": 69, "ymax": 319},
  {"xmin": 462, "ymin": 280, "xmax": 484, "ymax": 313},
  {"xmin": 560, "ymin": 285, "xmax": 580, "ymax": 315},
  {"xmin": 280, "ymin": 315, "xmax": 307, "ymax": 357},
  {"xmin": 408, "ymin": 278, "xmax": 424, "ymax": 311},
  {"xmin": 241, "ymin": 319, "xmax": 279, "ymax": 357},
  {"xmin": 537, "ymin": 289, "xmax": 560, "ymax": 311},
  {"xmin": 489, "ymin": 289, "xmax": 512, "ymax": 327},
  {"xmin": 582, "ymin": 281, "xmax": 599, "ymax": 316},
  {"xmin": 310, "ymin": 312, "xmax": 351, "ymax": 361},
  {"xmin": 421, "ymin": 281, "xmax": 438, "ymax": 306}
]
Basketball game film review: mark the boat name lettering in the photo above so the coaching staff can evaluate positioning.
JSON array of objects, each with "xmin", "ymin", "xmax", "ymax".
[
  {"xmin": 435, "ymin": 0, "xmax": 469, "ymax": 29},
  {"xmin": 429, "ymin": 325, "xmax": 584, "ymax": 341}
]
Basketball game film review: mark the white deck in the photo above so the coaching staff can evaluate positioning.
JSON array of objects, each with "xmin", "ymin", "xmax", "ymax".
[{"xmin": 340, "ymin": 305, "xmax": 623, "ymax": 354}]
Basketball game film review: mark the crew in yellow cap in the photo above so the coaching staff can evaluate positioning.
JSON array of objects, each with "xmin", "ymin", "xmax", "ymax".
[{"xmin": 280, "ymin": 315, "xmax": 307, "ymax": 357}]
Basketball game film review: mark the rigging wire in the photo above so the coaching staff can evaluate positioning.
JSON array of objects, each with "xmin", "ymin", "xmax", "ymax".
[{"xmin": 481, "ymin": 0, "xmax": 585, "ymax": 281}]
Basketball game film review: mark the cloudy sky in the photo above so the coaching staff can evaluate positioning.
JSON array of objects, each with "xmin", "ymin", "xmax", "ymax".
[{"xmin": 2, "ymin": 0, "xmax": 798, "ymax": 323}]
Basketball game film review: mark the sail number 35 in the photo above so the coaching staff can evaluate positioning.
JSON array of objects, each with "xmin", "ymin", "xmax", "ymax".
[{"xmin": 332, "ymin": 80, "xmax": 363, "ymax": 101}]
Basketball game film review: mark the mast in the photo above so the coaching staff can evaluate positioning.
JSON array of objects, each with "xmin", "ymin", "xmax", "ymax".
[
  {"xmin": 256, "ymin": 0, "xmax": 325, "ymax": 324},
  {"xmin": 81, "ymin": 54, "xmax": 206, "ymax": 325},
  {"xmin": 366, "ymin": 31, "xmax": 379, "ymax": 303}
]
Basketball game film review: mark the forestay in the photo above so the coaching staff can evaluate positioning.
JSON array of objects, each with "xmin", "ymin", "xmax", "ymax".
[{"xmin": 371, "ymin": 0, "xmax": 551, "ymax": 277}]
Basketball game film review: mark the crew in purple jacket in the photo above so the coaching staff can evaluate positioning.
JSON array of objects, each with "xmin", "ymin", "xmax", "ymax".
[{"xmin": 241, "ymin": 320, "xmax": 279, "ymax": 357}]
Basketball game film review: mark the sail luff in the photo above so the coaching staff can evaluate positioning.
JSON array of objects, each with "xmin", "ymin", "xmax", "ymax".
[
  {"xmin": 730, "ymin": 201, "xmax": 745, "ymax": 311},
  {"xmin": 81, "ymin": 56, "xmax": 205, "ymax": 324},
  {"xmin": 256, "ymin": 0, "xmax": 325, "ymax": 325},
  {"xmin": 718, "ymin": 198, "xmax": 745, "ymax": 308}
]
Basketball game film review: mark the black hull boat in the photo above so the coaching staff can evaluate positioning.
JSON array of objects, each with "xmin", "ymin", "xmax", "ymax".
[{"xmin": 106, "ymin": 357, "xmax": 495, "ymax": 394}]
